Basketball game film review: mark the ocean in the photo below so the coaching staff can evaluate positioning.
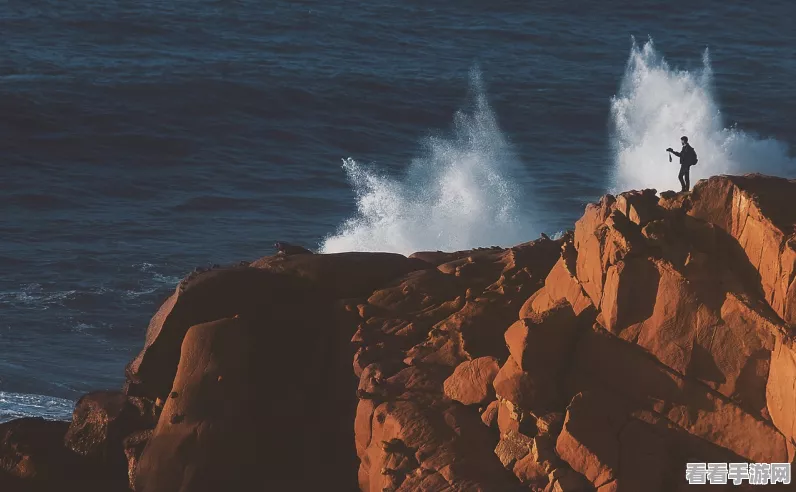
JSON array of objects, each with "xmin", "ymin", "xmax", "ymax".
[{"xmin": 1, "ymin": 0, "xmax": 795, "ymax": 421}]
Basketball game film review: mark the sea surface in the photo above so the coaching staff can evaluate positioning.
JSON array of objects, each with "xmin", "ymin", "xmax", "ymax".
[{"xmin": 2, "ymin": 0, "xmax": 795, "ymax": 421}]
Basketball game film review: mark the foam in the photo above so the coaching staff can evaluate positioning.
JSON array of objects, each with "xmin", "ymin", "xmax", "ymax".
[
  {"xmin": 321, "ymin": 69, "xmax": 535, "ymax": 255},
  {"xmin": 610, "ymin": 38, "xmax": 795, "ymax": 193}
]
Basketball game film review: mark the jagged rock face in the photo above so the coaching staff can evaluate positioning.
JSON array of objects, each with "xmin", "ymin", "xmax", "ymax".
[
  {"xmin": 0, "ymin": 417, "xmax": 127, "ymax": 491},
  {"xmin": 688, "ymin": 174, "xmax": 796, "ymax": 325},
  {"xmin": 352, "ymin": 174, "xmax": 796, "ymax": 492},
  {"xmin": 353, "ymin": 238, "xmax": 566, "ymax": 491},
  {"xmin": 2, "ymin": 174, "xmax": 794, "ymax": 491}
]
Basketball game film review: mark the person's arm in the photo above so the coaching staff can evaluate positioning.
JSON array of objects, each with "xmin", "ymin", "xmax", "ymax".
[{"xmin": 670, "ymin": 150, "xmax": 681, "ymax": 157}]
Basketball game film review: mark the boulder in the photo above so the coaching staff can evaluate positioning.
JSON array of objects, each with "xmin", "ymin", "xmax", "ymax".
[
  {"xmin": 0, "ymin": 417, "xmax": 118, "ymax": 491},
  {"xmin": 481, "ymin": 400, "xmax": 500, "ymax": 428},
  {"xmin": 443, "ymin": 356, "xmax": 501, "ymax": 405},
  {"xmin": 524, "ymin": 244, "xmax": 593, "ymax": 317},
  {"xmin": 505, "ymin": 301, "xmax": 580, "ymax": 373},
  {"xmin": 359, "ymin": 400, "xmax": 520, "ymax": 492},
  {"xmin": 133, "ymin": 318, "xmax": 259, "ymax": 492},
  {"xmin": 64, "ymin": 391, "xmax": 155, "ymax": 484},
  {"xmin": 134, "ymin": 302, "xmax": 361, "ymax": 491},
  {"xmin": 124, "ymin": 267, "xmax": 308, "ymax": 400},
  {"xmin": 493, "ymin": 356, "xmax": 559, "ymax": 414},
  {"xmin": 494, "ymin": 430, "xmax": 533, "ymax": 469},
  {"xmin": 64, "ymin": 391, "xmax": 155, "ymax": 456},
  {"xmin": 556, "ymin": 392, "xmax": 623, "ymax": 488},
  {"xmin": 0, "ymin": 418, "xmax": 72, "ymax": 483},
  {"xmin": 614, "ymin": 189, "xmax": 663, "ymax": 226}
]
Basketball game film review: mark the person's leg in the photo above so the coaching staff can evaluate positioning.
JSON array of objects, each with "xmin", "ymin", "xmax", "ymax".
[
  {"xmin": 684, "ymin": 167, "xmax": 690, "ymax": 191},
  {"xmin": 678, "ymin": 167, "xmax": 687, "ymax": 191}
]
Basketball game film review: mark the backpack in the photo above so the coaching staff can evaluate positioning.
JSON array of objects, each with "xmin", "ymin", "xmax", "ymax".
[{"xmin": 688, "ymin": 146, "xmax": 698, "ymax": 166}]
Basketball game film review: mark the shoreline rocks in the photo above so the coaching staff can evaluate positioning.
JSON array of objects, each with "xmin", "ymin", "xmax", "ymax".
[{"xmin": 2, "ymin": 173, "xmax": 794, "ymax": 491}]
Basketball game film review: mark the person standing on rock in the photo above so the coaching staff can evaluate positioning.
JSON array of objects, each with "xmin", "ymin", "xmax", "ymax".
[{"xmin": 667, "ymin": 136, "xmax": 698, "ymax": 192}]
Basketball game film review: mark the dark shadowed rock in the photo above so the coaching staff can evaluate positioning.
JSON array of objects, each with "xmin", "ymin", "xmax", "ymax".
[
  {"xmin": 133, "ymin": 318, "xmax": 258, "ymax": 492},
  {"xmin": 123, "ymin": 429, "xmax": 152, "ymax": 490},
  {"xmin": 251, "ymin": 251, "xmax": 430, "ymax": 299},
  {"xmin": 64, "ymin": 391, "xmax": 155, "ymax": 488},
  {"xmin": 0, "ymin": 417, "xmax": 125, "ymax": 491},
  {"xmin": 274, "ymin": 241, "xmax": 314, "ymax": 255}
]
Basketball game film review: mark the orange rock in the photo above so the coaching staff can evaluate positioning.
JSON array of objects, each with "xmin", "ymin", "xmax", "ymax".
[
  {"xmin": 514, "ymin": 452, "xmax": 549, "ymax": 488},
  {"xmin": 496, "ymin": 398, "xmax": 526, "ymax": 436},
  {"xmin": 481, "ymin": 400, "xmax": 499, "ymax": 428},
  {"xmin": 575, "ymin": 204, "xmax": 647, "ymax": 309},
  {"xmin": 443, "ymin": 357, "xmax": 501, "ymax": 405},
  {"xmin": 385, "ymin": 365, "xmax": 450, "ymax": 398},
  {"xmin": 614, "ymin": 189, "xmax": 663, "ymax": 226},
  {"xmin": 555, "ymin": 392, "xmax": 622, "ymax": 488},
  {"xmin": 355, "ymin": 399, "xmax": 377, "ymax": 457},
  {"xmin": 493, "ymin": 356, "xmax": 559, "ymax": 414},
  {"xmin": 548, "ymin": 258, "xmax": 594, "ymax": 316},
  {"xmin": 505, "ymin": 301, "xmax": 580, "ymax": 373},
  {"xmin": 688, "ymin": 174, "xmax": 796, "ymax": 324},
  {"xmin": 359, "ymin": 400, "xmax": 518, "ymax": 492},
  {"xmin": 494, "ymin": 430, "xmax": 533, "ymax": 468},
  {"xmin": 598, "ymin": 257, "xmax": 660, "ymax": 339},
  {"xmin": 766, "ymin": 337, "xmax": 796, "ymax": 450},
  {"xmin": 546, "ymin": 466, "xmax": 593, "ymax": 492},
  {"xmin": 536, "ymin": 412, "xmax": 565, "ymax": 437},
  {"xmin": 522, "ymin": 241, "xmax": 594, "ymax": 319},
  {"xmin": 657, "ymin": 190, "xmax": 691, "ymax": 213},
  {"xmin": 602, "ymin": 258, "xmax": 697, "ymax": 373},
  {"xmin": 574, "ymin": 195, "xmax": 617, "ymax": 253},
  {"xmin": 569, "ymin": 327, "xmax": 788, "ymax": 464},
  {"xmin": 21, "ymin": 174, "xmax": 795, "ymax": 492}
]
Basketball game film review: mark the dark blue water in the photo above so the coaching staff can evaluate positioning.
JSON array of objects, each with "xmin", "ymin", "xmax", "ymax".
[{"xmin": 2, "ymin": 0, "xmax": 795, "ymax": 418}]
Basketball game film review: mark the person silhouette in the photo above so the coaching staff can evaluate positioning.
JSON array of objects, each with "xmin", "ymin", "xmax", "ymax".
[{"xmin": 666, "ymin": 136, "xmax": 698, "ymax": 192}]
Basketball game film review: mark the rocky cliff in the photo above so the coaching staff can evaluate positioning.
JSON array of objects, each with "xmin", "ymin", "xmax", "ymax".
[{"xmin": 1, "ymin": 174, "xmax": 795, "ymax": 491}]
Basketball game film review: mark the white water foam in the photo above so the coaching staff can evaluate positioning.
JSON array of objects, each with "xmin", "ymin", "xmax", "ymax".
[
  {"xmin": 610, "ymin": 38, "xmax": 795, "ymax": 193},
  {"xmin": 320, "ymin": 70, "xmax": 535, "ymax": 256},
  {"xmin": 0, "ymin": 391, "xmax": 74, "ymax": 423}
]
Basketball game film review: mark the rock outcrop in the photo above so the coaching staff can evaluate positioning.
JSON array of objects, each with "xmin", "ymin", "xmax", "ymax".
[{"xmin": 2, "ymin": 173, "xmax": 794, "ymax": 491}]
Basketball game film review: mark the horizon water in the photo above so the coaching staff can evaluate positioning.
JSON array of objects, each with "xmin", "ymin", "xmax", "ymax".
[{"xmin": 2, "ymin": 2, "xmax": 796, "ymax": 422}]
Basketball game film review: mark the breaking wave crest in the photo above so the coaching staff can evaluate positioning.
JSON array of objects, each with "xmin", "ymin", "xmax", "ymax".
[
  {"xmin": 320, "ymin": 70, "xmax": 535, "ymax": 255},
  {"xmin": 610, "ymin": 38, "xmax": 795, "ymax": 193}
]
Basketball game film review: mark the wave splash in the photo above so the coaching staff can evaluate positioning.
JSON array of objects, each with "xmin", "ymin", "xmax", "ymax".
[
  {"xmin": 610, "ymin": 38, "xmax": 795, "ymax": 193},
  {"xmin": 320, "ymin": 70, "xmax": 534, "ymax": 255}
]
